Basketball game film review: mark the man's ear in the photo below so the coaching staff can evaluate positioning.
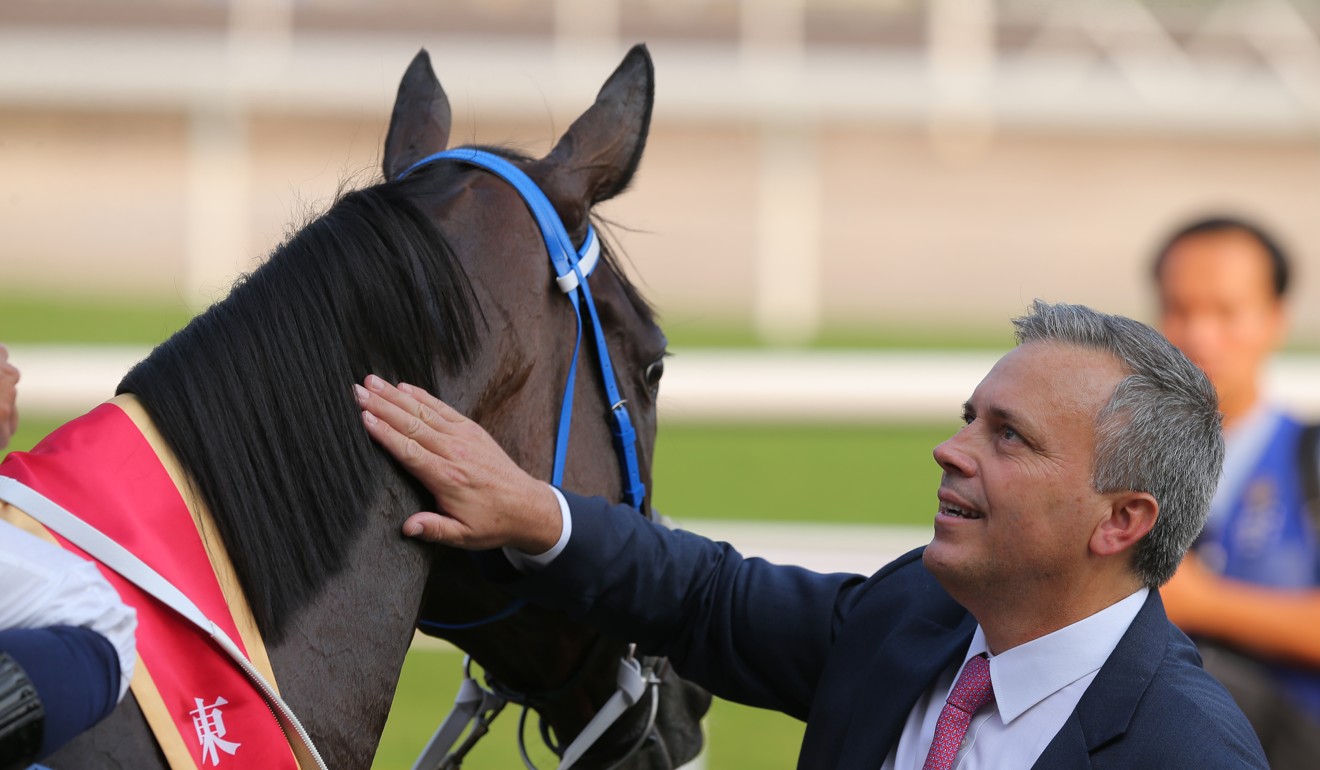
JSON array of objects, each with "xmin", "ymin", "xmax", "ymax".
[{"xmin": 1090, "ymin": 493, "xmax": 1159, "ymax": 558}]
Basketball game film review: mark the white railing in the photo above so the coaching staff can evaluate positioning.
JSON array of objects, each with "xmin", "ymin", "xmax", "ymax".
[{"xmin": 13, "ymin": 344, "xmax": 1320, "ymax": 423}]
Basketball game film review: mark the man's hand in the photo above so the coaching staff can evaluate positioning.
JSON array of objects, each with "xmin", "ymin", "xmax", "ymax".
[
  {"xmin": 0, "ymin": 345, "xmax": 19, "ymax": 450},
  {"xmin": 355, "ymin": 375, "xmax": 562, "ymax": 553}
]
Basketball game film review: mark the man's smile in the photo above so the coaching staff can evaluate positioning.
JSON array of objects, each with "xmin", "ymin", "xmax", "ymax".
[{"xmin": 936, "ymin": 490, "xmax": 984, "ymax": 520}]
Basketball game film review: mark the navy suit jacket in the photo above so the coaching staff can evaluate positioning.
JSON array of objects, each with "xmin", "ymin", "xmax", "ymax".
[{"xmin": 499, "ymin": 492, "xmax": 1266, "ymax": 768}]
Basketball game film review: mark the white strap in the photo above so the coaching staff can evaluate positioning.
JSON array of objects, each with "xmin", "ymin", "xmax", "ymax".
[
  {"xmin": 556, "ymin": 656, "xmax": 650, "ymax": 769},
  {"xmin": 412, "ymin": 674, "xmax": 505, "ymax": 770},
  {"xmin": 0, "ymin": 475, "xmax": 329, "ymax": 770},
  {"xmin": 555, "ymin": 230, "xmax": 601, "ymax": 294},
  {"xmin": 0, "ymin": 476, "xmax": 214, "ymax": 630}
]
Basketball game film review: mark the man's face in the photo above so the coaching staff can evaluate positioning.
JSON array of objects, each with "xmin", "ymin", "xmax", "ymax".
[
  {"xmin": 923, "ymin": 342, "xmax": 1127, "ymax": 603},
  {"xmin": 1157, "ymin": 231, "xmax": 1284, "ymax": 416}
]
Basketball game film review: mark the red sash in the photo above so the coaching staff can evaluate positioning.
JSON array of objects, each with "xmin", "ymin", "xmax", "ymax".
[{"xmin": 0, "ymin": 403, "xmax": 300, "ymax": 769}]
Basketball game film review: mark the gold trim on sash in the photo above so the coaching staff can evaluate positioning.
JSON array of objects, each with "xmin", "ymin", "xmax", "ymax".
[
  {"xmin": 112, "ymin": 395, "xmax": 282, "ymax": 693},
  {"xmin": 113, "ymin": 395, "xmax": 312, "ymax": 769}
]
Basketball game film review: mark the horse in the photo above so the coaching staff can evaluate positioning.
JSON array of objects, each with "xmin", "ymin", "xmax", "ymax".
[{"xmin": 7, "ymin": 44, "xmax": 709, "ymax": 769}]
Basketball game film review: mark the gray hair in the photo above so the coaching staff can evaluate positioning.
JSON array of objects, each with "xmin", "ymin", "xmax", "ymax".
[{"xmin": 1012, "ymin": 299, "xmax": 1224, "ymax": 587}]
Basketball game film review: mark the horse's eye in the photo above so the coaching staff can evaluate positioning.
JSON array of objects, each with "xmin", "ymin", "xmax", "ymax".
[{"xmin": 644, "ymin": 358, "xmax": 665, "ymax": 391}]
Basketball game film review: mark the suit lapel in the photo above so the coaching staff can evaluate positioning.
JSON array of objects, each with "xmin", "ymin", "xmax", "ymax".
[
  {"xmin": 1031, "ymin": 713, "xmax": 1092, "ymax": 770},
  {"xmin": 1032, "ymin": 591, "xmax": 1168, "ymax": 767},
  {"xmin": 836, "ymin": 611, "xmax": 977, "ymax": 767}
]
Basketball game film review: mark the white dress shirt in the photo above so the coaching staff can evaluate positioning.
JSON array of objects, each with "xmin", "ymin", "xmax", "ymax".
[{"xmin": 881, "ymin": 587, "xmax": 1148, "ymax": 770}]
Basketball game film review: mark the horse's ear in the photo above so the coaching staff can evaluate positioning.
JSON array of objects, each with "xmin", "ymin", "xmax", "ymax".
[
  {"xmin": 535, "ymin": 44, "xmax": 654, "ymax": 234},
  {"xmin": 383, "ymin": 49, "xmax": 452, "ymax": 181}
]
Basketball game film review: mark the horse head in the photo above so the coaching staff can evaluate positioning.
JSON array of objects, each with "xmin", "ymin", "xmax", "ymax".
[{"xmin": 381, "ymin": 46, "xmax": 711, "ymax": 768}]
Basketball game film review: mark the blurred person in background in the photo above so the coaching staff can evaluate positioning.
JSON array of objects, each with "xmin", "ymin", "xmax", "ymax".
[
  {"xmin": 1154, "ymin": 216, "xmax": 1320, "ymax": 767},
  {"xmin": 0, "ymin": 348, "xmax": 137, "ymax": 770}
]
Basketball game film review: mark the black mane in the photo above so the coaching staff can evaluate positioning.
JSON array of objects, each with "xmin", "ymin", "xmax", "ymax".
[{"xmin": 118, "ymin": 173, "xmax": 480, "ymax": 642}]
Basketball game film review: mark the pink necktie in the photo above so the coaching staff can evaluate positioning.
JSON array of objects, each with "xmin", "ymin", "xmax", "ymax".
[{"xmin": 922, "ymin": 654, "xmax": 995, "ymax": 770}]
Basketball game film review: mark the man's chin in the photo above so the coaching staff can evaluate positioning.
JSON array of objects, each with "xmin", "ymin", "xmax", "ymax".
[
  {"xmin": 924, "ymin": 536, "xmax": 979, "ymax": 572},
  {"xmin": 922, "ymin": 539, "xmax": 956, "ymax": 576}
]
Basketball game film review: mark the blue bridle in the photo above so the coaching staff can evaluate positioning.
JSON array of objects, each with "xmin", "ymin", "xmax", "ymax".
[
  {"xmin": 397, "ymin": 148, "xmax": 646, "ymax": 509},
  {"xmin": 397, "ymin": 150, "xmax": 647, "ymax": 634}
]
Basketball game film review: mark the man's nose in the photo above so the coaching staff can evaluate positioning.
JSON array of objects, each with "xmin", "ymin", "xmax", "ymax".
[{"xmin": 932, "ymin": 431, "xmax": 975, "ymax": 477}]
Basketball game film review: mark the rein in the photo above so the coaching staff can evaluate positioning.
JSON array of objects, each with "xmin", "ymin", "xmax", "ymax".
[{"xmin": 396, "ymin": 150, "xmax": 659, "ymax": 770}]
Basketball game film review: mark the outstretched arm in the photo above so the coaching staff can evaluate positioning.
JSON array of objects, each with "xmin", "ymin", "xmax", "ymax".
[
  {"xmin": 354, "ymin": 375, "xmax": 857, "ymax": 718},
  {"xmin": 1162, "ymin": 555, "xmax": 1320, "ymax": 668}
]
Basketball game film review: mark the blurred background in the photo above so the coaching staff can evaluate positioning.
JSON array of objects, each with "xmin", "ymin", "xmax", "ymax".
[{"xmin": 3, "ymin": 0, "xmax": 1320, "ymax": 767}]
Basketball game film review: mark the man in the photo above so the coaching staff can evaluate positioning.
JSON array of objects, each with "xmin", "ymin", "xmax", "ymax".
[
  {"xmin": 356, "ymin": 300, "xmax": 1265, "ymax": 767},
  {"xmin": 1154, "ymin": 216, "xmax": 1320, "ymax": 766}
]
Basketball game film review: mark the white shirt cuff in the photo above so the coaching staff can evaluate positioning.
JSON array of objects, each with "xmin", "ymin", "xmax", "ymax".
[{"xmin": 502, "ymin": 485, "xmax": 573, "ymax": 573}]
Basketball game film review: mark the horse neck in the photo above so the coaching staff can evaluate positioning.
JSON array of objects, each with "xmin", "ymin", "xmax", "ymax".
[{"xmin": 263, "ymin": 490, "xmax": 429, "ymax": 767}]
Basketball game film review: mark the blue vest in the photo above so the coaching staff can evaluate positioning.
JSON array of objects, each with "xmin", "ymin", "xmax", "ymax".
[{"xmin": 1196, "ymin": 413, "xmax": 1320, "ymax": 719}]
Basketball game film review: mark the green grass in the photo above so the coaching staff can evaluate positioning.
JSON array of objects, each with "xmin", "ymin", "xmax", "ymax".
[
  {"xmin": 658, "ymin": 316, "xmax": 1014, "ymax": 351},
  {"xmin": 0, "ymin": 290, "xmax": 1010, "ymax": 350},
  {"xmin": 10, "ymin": 289, "xmax": 1320, "ymax": 352},
  {"xmin": 652, "ymin": 423, "xmax": 954, "ymax": 526},
  {"xmin": 0, "ymin": 292, "xmax": 195, "ymax": 345}
]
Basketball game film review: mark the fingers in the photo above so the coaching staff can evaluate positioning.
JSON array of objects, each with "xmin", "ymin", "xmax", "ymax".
[
  {"xmin": 355, "ymin": 383, "xmax": 439, "ymax": 476},
  {"xmin": 402, "ymin": 511, "xmax": 462, "ymax": 542},
  {"xmin": 397, "ymin": 381, "xmax": 466, "ymax": 425},
  {"xmin": 362, "ymin": 374, "xmax": 450, "ymax": 434}
]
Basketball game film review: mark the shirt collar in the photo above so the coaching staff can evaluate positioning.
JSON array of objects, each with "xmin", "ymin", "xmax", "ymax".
[{"xmin": 963, "ymin": 587, "xmax": 1149, "ymax": 724}]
